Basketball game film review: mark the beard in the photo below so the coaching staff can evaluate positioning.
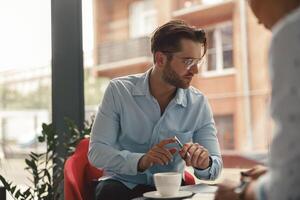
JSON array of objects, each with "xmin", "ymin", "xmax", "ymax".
[{"xmin": 161, "ymin": 61, "xmax": 191, "ymax": 89}]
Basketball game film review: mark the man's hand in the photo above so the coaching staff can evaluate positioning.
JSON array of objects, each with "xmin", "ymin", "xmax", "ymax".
[
  {"xmin": 241, "ymin": 165, "xmax": 268, "ymax": 180},
  {"xmin": 178, "ymin": 142, "xmax": 211, "ymax": 169},
  {"xmin": 138, "ymin": 138, "xmax": 177, "ymax": 172},
  {"xmin": 214, "ymin": 180, "xmax": 240, "ymax": 200},
  {"xmin": 214, "ymin": 179, "xmax": 256, "ymax": 200}
]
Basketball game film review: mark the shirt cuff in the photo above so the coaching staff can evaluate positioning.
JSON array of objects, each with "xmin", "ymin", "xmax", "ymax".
[
  {"xmin": 194, "ymin": 166, "xmax": 211, "ymax": 179},
  {"xmin": 194, "ymin": 155, "xmax": 222, "ymax": 180},
  {"xmin": 193, "ymin": 156, "xmax": 213, "ymax": 180},
  {"xmin": 127, "ymin": 152, "xmax": 145, "ymax": 175}
]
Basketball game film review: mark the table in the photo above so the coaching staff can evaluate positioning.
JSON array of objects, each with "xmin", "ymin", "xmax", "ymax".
[{"xmin": 132, "ymin": 183, "xmax": 217, "ymax": 200}]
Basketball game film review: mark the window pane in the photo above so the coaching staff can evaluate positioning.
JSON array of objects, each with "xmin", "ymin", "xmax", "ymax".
[
  {"xmin": 129, "ymin": 0, "xmax": 157, "ymax": 38},
  {"xmin": 207, "ymin": 52, "xmax": 217, "ymax": 71},
  {"xmin": 82, "ymin": 0, "xmax": 110, "ymax": 121},
  {"xmin": 0, "ymin": 0, "xmax": 51, "ymax": 187},
  {"xmin": 215, "ymin": 115, "xmax": 234, "ymax": 150},
  {"xmin": 221, "ymin": 25, "xmax": 233, "ymax": 48},
  {"xmin": 207, "ymin": 30, "xmax": 216, "ymax": 49},
  {"xmin": 223, "ymin": 50, "xmax": 233, "ymax": 69}
]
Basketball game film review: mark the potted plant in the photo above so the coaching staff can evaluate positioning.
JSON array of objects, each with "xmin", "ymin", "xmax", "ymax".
[{"xmin": 0, "ymin": 118, "xmax": 92, "ymax": 200}]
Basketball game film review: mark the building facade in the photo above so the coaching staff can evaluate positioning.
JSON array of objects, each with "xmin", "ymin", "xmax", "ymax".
[{"xmin": 93, "ymin": 0, "xmax": 272, "ymax": 152}]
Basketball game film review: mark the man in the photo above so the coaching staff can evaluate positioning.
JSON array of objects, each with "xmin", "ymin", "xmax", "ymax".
[
  {"xmin": 89, "ymin": 20, "xmax": 222, "ymax": 200},
  {"xmin": 215, "ymin": 0, "xmax": 300, "ymax": 200}
]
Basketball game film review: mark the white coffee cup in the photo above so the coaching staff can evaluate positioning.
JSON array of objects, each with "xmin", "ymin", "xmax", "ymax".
[{"xmin": 153, "ymin": 172, "xmax": 182, "ymax": 197}]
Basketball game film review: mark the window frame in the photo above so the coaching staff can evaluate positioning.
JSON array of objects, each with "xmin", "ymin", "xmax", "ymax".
[
  {"xmin": 201, "ymin": 21, "xmax": 235, "ymax": 77},
  {"xmin": 129, "ymin": 0, "xmax": 157, "ymax": 39}
]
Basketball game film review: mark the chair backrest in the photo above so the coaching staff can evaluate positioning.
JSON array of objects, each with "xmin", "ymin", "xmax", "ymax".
[
  {"xmin": 184, "ymin": 170, "xmax": 195, "ymax": 185},
  {"xmin": 64, "ymin": 138, "xmax": 103, "ymax": 200}
]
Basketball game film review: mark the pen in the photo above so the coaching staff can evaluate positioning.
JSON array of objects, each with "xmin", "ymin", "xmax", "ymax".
[{"xmin": 174, "ymin": 136, "xmax": 191, "ymax": 158}]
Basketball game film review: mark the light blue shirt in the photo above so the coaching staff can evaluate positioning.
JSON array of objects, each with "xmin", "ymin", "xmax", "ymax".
[{"xmin": 88, "ymin": 69, "xmax": 223, "ymax": 189}]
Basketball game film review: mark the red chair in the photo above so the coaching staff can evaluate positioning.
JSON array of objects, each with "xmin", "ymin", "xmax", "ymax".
[
  {"xmin": 64, "ymin": 138, "xmax": 195, "ymax": 200},
  {"xmin": 64, "ymin": 138, "xmax": 103, "ymax": 200},
  {"xmin": 184, "ymin": 170, "xmax": 195, "ymax": 185}
]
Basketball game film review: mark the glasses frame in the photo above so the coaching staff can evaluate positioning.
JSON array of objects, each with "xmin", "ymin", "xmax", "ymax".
[{"xmin": 161, "ymin": 51, "xmax": 205, "ymax": 71}]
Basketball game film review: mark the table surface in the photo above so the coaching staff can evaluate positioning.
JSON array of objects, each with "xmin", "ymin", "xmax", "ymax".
[{"xmin": 132, "ymin": 183, "xmax": 217, "ymax": 200}]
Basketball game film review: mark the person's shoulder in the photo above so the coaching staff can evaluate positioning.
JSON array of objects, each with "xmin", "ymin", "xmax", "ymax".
[
  {"xmin": 187, "ymin": 86, "xmax": 204, "ymax": 96},
  {"xmin": 273, "ymin": 7, "xmax": 300, "ymax": 41},
  {"xmin": 109, "ymin": 73, "xmax": 144, "ymax": 88},
  {"xmin": 271, "ymin": 8, "xmax": 300, "ymax": 61},
  {"xmin": 284, "ymin": 6, "xmax": 300, "ymax": 28},
  {"xmin": 186, "ymin": 86, "xmax": 206, "ymax": 101}
]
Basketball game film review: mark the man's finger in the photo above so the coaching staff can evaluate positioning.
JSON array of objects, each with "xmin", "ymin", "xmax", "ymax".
[
  {"xmin": 148, "ymin": 154, "xmax": 165, "ymax": 165},
  {"xmin": 180, "ymin": 143, "xmax": 192, "ymax": 156},
  {"xmin": 169, "ymin": 148, "xmax": 177, "ymax": 154},
  {"xmin": 191, "ymin": 148, "xmax": 202, "ymax": 166},
  {"xmin": 157, "ymin": 138, "xmax": 176, "ymax": 147},
  {"xmin": 197, "ymin": 151, "xmax": 209, "ymax": 168},
  {"xmin": 185, "ymin": 152, "xmax": 192, "ymax": 166},
  {"xmin": 151, "ymin": 149, "xmax": 172, "ymax": 164},
  {"xmin": 153, "ymin": 146, "xmax": 172, "ymax": 157}
]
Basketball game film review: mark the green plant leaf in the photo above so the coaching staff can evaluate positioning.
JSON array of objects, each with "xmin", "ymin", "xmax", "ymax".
[
  {"xmin": 0, "ymin": 118, "xmax": 94, "ymax": 200},
  {"xmin": 0, "ymin": 175, "xmax": 11, "ymax": 189},
  {"xmin": 25, "ymin": 159, "xmax": 37, "ymax": 171},
  {"xmin": 14, "ymin": 190, "xmax": 22, "ymax": 198},
  {"xmin": 11, "ymin": 185, "xmax": 16, "ymax": 194},
  {"xmin": 22, "ymin": 188, "xmax": 32, "ymax": 198}
]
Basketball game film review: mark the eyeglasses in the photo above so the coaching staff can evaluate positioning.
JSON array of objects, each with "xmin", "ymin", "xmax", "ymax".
[
  {"xmin": 162, "ymin": 51, "xmax": 204, "ymax": 71},
  {"xmin": 177, "ymin": 56, "xmax": 204, "ymax": 71}
]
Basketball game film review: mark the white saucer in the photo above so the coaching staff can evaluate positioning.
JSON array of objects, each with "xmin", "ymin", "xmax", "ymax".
[{"xmin": 143, "ymin": 190, "xmax": 193, "ymax": 199}]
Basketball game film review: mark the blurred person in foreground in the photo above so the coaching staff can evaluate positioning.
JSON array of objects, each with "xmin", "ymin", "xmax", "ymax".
[
  {"xmin": 89, "ymin": 20, "xmax": 223, "ymax": 200},
  {"xmin": 215, "ymin": 0, "xmax": 300, "ymax": 200}
]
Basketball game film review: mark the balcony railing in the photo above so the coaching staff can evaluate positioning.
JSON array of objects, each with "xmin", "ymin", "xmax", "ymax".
[
  {"xmin": 98, "ymin": 36, "xmax": 152, "ymax": 65},
  {"xmin": 173, "ymin": 0, "xmax": 226, "ymax": 12}
]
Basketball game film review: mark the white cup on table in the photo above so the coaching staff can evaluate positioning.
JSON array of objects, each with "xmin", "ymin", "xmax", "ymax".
[{"xmin": 153, "ymin": 172, "xmax": 182, "ymax": 197}]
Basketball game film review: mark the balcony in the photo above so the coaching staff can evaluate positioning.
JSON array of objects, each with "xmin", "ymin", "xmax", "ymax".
[
  {"xmin": 172, "ymin": 0, "xmax": 235, "ymax": 26},
  {"xmin": 98, "ymin": 36, "xmax": 152, "ymax": 65},
  {"xmin": 95, "ymin": 36, "xmax": 152, "ymax": 78}
]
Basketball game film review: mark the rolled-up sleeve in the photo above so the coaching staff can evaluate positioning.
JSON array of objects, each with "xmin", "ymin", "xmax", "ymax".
[
  {"xmin": 88, "ymin": 81, "xmax": 144, "ymax": 175},
  {"xmin": 193, "ymin": 97, "xmax": 223, "ymax": 180}
]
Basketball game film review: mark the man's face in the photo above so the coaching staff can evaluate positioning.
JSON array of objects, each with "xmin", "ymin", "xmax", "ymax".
[
  {"xmin": 161, "ymin": 39, "xmax": 203, "ymax": 89},
  {"xmin": 248, "ymin": 0, "xmax": 274, "ymax": 30}
]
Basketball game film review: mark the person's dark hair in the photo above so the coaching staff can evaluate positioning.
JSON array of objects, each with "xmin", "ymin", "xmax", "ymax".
[{"xmin": 150, "ymin": 20, "xmax": 207, "ymax": 62}]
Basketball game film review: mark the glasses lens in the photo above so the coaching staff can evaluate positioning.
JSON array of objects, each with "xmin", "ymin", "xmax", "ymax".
[
  {"xmin": 186, "ymin": 59, "xmax": 204, "ymax": 71},
  {"xmin": 188, "ymin": 59, "xmax": 194, "ymax": 65}
]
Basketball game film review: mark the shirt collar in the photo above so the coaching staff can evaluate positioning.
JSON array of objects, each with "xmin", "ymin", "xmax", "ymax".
[
  {"xmin": 174, "ymin": 88, "xmax": 187, "ymax": 107},
  {"xmin": 132, "ymin": 67, "xmax": 188, "ymax": 107},
  {"xmin": 132, "ymin": 68, "xmax": 152, "ymax": 96}
]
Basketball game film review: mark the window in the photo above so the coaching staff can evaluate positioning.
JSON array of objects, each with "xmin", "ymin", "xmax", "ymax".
[
  {"xmin": 214, "ymin": 115, "xmax": 234, "ymax": 150},
  {"xmin": 129, "ymin": 0, "xmax": 157, "ymax": 38},
  {"xmin": 203, "ymin": 23, "xmax": 234, "ymax": 76},
  {"xmin": 0, "ymin": 0, "xmax": 51, "ymax": 184}
]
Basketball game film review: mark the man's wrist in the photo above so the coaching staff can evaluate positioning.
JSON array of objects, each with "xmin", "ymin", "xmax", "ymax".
[
  {"xmin": 195, "ymin": 156, "xmax": 212, "ymax": 170},
  {"xmin": 137, "ymin": 155, "xmax": 146, "ymax": 172},
  {"xmin": 137, "ymin": 155, "xmax": 151, "ymax": 172}
]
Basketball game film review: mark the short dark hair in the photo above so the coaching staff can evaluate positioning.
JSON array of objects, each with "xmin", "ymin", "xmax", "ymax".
[{"xmin": 150, "ymin": 20, "xmax": 207, "ymax": 62}]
